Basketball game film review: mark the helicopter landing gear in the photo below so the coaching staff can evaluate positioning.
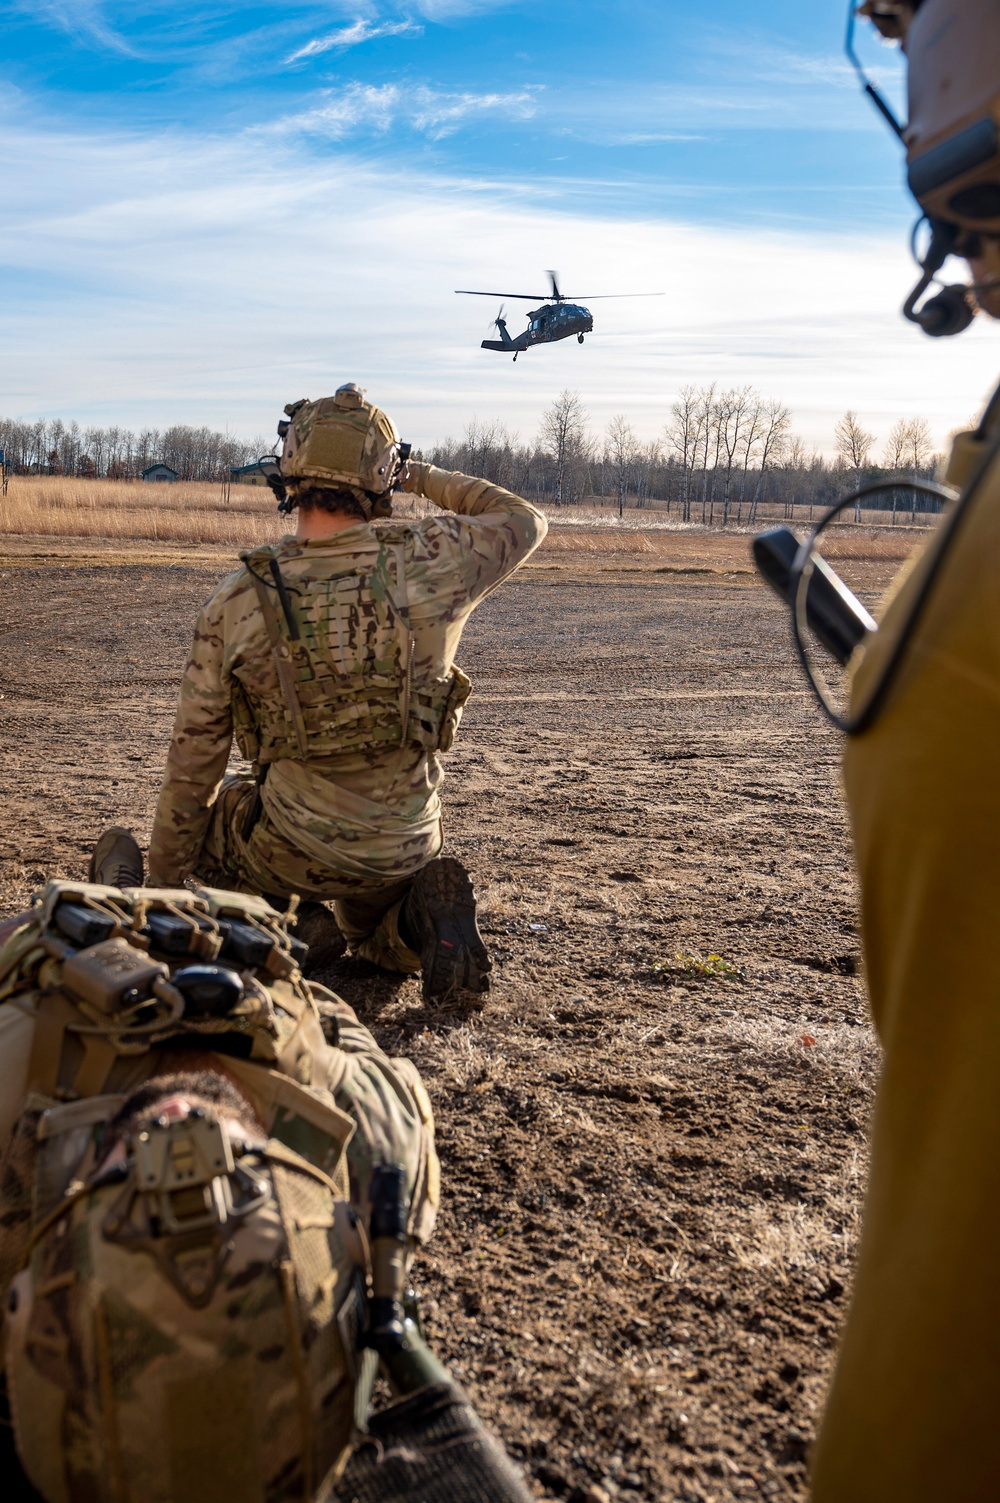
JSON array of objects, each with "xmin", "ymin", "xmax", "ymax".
[
  {"xmin": 578, "ymin": 333, "xmax": 585, "ymax": 343},
  {"xmin": 512, "ymin": 352, "xmax": 518, "ymax": 362}
]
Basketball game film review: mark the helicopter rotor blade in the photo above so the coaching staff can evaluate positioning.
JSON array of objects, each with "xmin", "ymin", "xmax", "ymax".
[
  {"xmin": 555, "ymin": 292, "xmax": 665, "ymax": 300},
  {"xmin": 547, "ymin": 269, "xmax": 562, "ymax": 301},
  {"xmin": 456, "ymin": 290, "xmax": 547, "ymax": 300}
]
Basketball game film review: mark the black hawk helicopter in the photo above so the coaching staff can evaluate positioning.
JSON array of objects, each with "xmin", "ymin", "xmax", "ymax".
[{"xmin": 455, "ymin": 270, "xmax": 662, "ymax": 361}]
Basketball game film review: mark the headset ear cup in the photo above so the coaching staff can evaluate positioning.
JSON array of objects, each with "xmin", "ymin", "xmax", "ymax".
[{"xmin": 916, "ymin": 284, "xmax": 976, "ymax": 337}]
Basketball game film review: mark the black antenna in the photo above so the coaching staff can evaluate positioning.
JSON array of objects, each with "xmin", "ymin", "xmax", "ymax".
[{"xmin": 845, "ymin": 0, "xmax": 905, "ymax": 140}]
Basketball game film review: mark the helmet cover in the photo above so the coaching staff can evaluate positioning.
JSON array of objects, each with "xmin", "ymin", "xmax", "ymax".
[
  {"xmin": 279, "ymin": 384, "xmax": 403, "ymax": 517},
  {"xmin": 859, "ymin": 0, "xmax": 1000, "ymax": 234},
  {"xmin": 857, "ymin": 2, "xmax": 918, "ymax": 41},
  {"xmin": 5, "ymin": 1108, "xmax": 360, "ymax": 1503}
]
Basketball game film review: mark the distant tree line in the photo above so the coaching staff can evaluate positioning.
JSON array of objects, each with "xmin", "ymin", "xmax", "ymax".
[
  {"xmin": 3, "ymin": 393, "xmax": 943, "ymax": 523},
  {"xmin": 428, "ymin": 388, "xmax": 944, "ymax": 524},
  {"xmin": 0, "ymin": 418, "xmax": 267, "ymax": 481}
]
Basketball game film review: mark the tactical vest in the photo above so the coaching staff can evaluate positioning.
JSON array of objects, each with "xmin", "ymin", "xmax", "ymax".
[
  {"xmin": 233, "ymin": 534, "xmax": 472, "ymax": 766},
  {"xmin": 0, "ymin": 880, "xmax": 355, "ymax": 1303}
]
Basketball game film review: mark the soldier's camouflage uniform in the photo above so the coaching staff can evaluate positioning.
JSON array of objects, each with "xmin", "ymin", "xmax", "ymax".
[
  {"xmin": 0, "ymin": 880, "xmax": 440, "ymax": 1501},
  {"xmin": 147, "ymin": 463, "xmax": 547, "ymax": 972}
]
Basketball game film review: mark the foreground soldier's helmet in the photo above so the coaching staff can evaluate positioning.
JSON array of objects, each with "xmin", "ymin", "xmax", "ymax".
[
  {"xmin": 5, "ymin": 1104, "xmax": 360, "ymax": 1503},
  {"xmin": 884, "ymin": 0, "xmax": 1000, "ymax": 234},
  {"xmin": 278, "ymin": 384, "xmax": 409, "ymax": 518},
  {"xmin": 857, "ymin": 0, "xmax": 1000, "ymax": 331}
]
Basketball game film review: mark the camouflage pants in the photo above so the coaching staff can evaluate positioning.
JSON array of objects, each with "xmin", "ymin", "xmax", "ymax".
[{"xmin": 194, "ymin": 777, "xmax": 423, "ymax": 975}]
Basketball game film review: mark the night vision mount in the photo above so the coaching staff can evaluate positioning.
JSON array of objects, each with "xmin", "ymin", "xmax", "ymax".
[{"xmin": 255, "ymin": 456, "xmax": 293, "ymax": 514}]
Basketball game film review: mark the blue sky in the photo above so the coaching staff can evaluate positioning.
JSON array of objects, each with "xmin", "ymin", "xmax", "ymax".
[{"xmin": 3, "ymin": 0, "xmax": 998, "ymax": 452}]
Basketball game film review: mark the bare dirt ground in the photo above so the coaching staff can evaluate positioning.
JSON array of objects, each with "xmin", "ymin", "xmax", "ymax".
[{"xmin": 0, "ymin": 528, "xmax": 900, "ymax": 1502}]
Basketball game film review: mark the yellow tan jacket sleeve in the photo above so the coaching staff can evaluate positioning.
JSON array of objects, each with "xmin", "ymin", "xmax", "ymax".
[{"xmin": 812, "ymin": 426, "xmax": 1000, "ymax": 1501}]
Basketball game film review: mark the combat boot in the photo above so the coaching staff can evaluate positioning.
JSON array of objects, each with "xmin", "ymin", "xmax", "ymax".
[
  {"xmin": 290, "ymin": 899, "xmax": 347, "ymax": 977},
  {"xmin": 400, "ymin": 857, "xmax": 491, "ymax": 1002},
  {"xmin": 87, "ymin": 826, "xmax": 145, "ymax": 889}
]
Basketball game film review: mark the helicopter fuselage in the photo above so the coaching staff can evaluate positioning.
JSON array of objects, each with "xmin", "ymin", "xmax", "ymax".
[{"xmin": 481, "ymin": 301, "xmax": 594, "ymax": 358}]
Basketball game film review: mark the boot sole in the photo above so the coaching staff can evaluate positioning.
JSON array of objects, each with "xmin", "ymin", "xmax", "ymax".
[{"xmin": 409, "ymin": 858, "xmax": 491, "ymax": 1002}]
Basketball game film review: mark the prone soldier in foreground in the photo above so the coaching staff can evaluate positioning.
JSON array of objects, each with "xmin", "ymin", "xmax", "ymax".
[
  {"xmin": 147, "ymin": 385, "xmax": 547, "ymax": 999},
  {"xmin": 0, "ymin": 837, "xmax": 533, "ymax": 1502}
]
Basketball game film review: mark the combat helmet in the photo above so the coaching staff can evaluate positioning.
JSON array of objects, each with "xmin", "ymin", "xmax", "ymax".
[
  {"xmin": 5, "ymin": 1093, "xmax": 362, "ymax": 1503},
  {"xmin": 854, "ymin": 0, "xmax": 1000, "ymax": 333},
  {"xmin": 277, "ymin": 384, "xmax": 410, "ymax": 519}
]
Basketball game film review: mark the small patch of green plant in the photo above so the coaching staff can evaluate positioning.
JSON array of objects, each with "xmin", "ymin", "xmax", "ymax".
[{"xmin": 650, "ymin": 950, "xmax": 744, "ymax": 982}]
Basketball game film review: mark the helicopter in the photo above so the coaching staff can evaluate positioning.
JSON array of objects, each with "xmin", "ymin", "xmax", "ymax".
[{"xmin": 455, "ymin": 270, "xmax": 662, "ymax": 361}]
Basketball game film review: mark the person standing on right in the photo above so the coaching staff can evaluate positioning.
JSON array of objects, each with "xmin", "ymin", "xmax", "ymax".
[{"xmin": 804, "ymin": 3, "xmax": 1000, "ymax": 1498}]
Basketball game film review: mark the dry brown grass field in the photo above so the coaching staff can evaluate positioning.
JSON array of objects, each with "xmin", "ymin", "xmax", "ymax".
[
  {"xmin": 0, "ymin": 487, "xmax": 921, "ymax": 1501},
  {"xmin": 1, "ymin": 476, "xmax": 926, "ymax": 575}
]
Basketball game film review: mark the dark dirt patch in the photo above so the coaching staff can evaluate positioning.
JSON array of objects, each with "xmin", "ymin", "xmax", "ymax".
[{"xmin": 0, "ymin": 548, "xmax": 882, "ymax": 1502}]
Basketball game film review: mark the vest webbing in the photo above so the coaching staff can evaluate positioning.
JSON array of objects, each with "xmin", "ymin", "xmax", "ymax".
[{"xmin": 235, "ymin": 541, "xmax": 470, "ymax": 764}]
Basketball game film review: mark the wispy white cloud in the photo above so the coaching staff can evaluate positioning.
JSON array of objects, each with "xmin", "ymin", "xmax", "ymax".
[
  {"xmin": 600, "ymin": 132, "xmax": 707, "ymax": 146},
  {"xmin": 676, "ymin": 25, "xmax": 906, "ymax": 129},
  {"xmin": 19, "ymin": 0, "xmax": 137, "ymax": 56},
  {"xmin": 1, "ymin": 112, "xmax": 997, "ymax": 455},
  {"xmin": 285, "ymin": 18, "xmax": 423, "ymax": 66},
  {"xmin": 408, "ymin": 0, "xmax": 516, "ymax": 17},
  {"xmin": 270, "ymin": 82, "xmax": 539, "ymax": 140}
]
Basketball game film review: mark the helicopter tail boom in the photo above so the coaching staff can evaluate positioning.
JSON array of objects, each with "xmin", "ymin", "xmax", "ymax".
[{"xmin": 481, "ymin": 314, "xmax": 516, "ymax": 352}]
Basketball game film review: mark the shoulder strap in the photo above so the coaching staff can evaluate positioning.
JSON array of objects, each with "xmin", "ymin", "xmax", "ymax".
[
  {"xmin": 390, "ymin": 542, "xmax": 413, "ymax": 735},
  {"xmin": 242, "ymin": 553, "xmax": 309, "ymax": 758}
]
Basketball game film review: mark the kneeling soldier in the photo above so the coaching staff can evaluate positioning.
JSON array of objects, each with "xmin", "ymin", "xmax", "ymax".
[{"xmin": 147, "ymin": 385, "xmax": 547, "ymax": 998}]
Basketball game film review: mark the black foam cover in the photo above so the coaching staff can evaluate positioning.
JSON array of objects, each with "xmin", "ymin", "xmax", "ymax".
[{"xmin": 337, "ymin": 1383, "xmax": 534, "ymax": 1503}]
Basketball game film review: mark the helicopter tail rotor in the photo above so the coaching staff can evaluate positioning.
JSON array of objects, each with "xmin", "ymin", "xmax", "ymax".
[{"xmin": 485, "ymin": 303, "xmax": 506, "ymax": 336}]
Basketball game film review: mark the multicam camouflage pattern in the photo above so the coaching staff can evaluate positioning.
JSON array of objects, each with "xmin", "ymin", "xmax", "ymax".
[
  {"xmin": 280, "ymin": 386, "xmax": 403, "ymax": 511},
  {"xmin": 0, "ymin": 883, "xmax": 439, "ymax": 1288},
  {"xmin": 148, "ymin": 463, "xmax": 547, "ymax": 911},
  {"xmin": 192, "ymin": 776, "xmax": 422, "ymax": 973},
  {"xmin": 6, "ymin": 1128, "xmax": 360, "ymax": 1503},
  {"xmin": 235, "ymin": 533, "xmax": 474, "ymax": 765},
  {"xmin": 0, "ymin": 882, "xmax": 440, "ymax": 1499}
]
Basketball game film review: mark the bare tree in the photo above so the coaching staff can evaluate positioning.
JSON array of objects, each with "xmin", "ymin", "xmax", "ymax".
[
  {"xmin": 539, "ymin": 390, "xmax": 589, "ymax": 507},
  {"xmin": 883, "ymin": 418, "xmax": 909, "ymax": 523},
  {"xmin": 715, "ymin": 386, "xmax": 756, "ymax": 527},
  {"xmin": 884, "ymin": 418, "xmax": 909, "ymax": 471},
  {"xmin": 666, "ymin": 385, "xmax": 704, "ymax": 523},
  {"xmin": 835, "ymin": 410, "xmax": 875, "ymax": 520},
  {"xmin": 746, "ymin": 400, "xmax": 791, "ymax": 525},
  {"xmin": 461, "ymin": 418, "xmax": 517, "ymax": 490},
  {"xmin": 635, "ymin": 439, "xmax": 662, "ymax": 509},
  {"xmin": 696, "ymin": 384, "xmax": 721, "ymax": 524},
  {"xmin": 904, "ymin": 416, "xmax": 934, "ymax": 521},
  {"xmin": 904, "ymin": 416, "xmax": 933, "ymax": 471},
  {"xmin": 605, "ymin": 414, "xmax": 638, "ymax": 519}
]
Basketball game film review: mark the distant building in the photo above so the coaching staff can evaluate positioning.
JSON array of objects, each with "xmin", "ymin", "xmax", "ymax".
[
  {"xmin": 228, "ymin": 462, "xmax": 269, "ymax": 487},
  {"xmin": 142, "ymin": 463, "xmax": 178, "ymax": 483}
]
